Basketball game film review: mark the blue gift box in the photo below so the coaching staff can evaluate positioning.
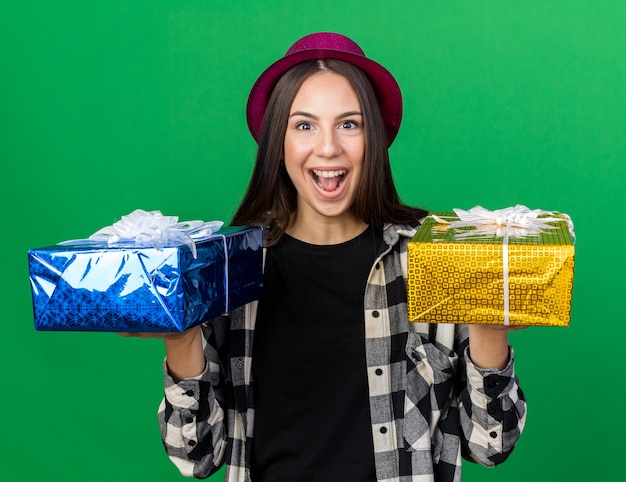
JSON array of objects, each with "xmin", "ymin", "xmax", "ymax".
[{"xmin": 28, "ymin": 226, "xmax": 263, "ymax": 332}]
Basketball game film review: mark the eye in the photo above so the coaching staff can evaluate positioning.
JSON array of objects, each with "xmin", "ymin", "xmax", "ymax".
[
  {"xmin": 295, "ymin": 122, "xmax": 313, "ymax": 130},
  {"xmin": 339, "ymin": 120, "xmax": 360, "ymax": 129}
]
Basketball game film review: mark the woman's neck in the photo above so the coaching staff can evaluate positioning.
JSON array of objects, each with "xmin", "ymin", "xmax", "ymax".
[{"xmin": 286, "ymin": 211, "xmax": 368, "ymax": 245}]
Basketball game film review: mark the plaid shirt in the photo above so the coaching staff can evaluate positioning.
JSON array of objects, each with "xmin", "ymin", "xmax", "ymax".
[{"xmin": 159, "ymin": 223, "xmax": 526, "ymax": 481}]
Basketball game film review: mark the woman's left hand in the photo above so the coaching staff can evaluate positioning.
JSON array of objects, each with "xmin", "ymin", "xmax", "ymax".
[{"xmin": 467, "ymin": 324, "xmax": 528, "ymax": 370}]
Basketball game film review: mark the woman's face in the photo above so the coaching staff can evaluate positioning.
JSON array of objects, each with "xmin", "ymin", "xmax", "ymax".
[{"xmin": 283, "ymin": 71, "xmax": 365, "ymax": 225}]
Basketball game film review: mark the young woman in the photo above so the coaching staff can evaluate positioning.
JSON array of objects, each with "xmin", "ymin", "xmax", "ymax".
[{"xmin": 157, "ymin": 32, "xmax": 526, "ymax": 481}]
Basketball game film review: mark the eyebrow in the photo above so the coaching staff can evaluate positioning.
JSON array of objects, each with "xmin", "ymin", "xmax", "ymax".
[{"xmin": 289, "ymin": 110, "xmax": 363, "ymax": 120}]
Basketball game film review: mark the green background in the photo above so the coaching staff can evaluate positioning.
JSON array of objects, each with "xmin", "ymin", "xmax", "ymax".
[{"xmin": 2, "ymin": 1, "xmax": 624, "ymax": 480}]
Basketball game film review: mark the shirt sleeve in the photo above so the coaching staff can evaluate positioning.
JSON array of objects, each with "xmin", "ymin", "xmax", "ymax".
[
  {"xmin": 158, "ymin": 320, "xmax": 229, "ymax": 478},
  {"xmin": 459, "ymin": 345, "xmax": 527, "ymax": 466}
]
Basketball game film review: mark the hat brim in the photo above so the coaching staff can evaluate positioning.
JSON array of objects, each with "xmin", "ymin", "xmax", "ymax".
[{"xmin": 246, "ymin": 48, "xmax": 402, "ymax": 146}]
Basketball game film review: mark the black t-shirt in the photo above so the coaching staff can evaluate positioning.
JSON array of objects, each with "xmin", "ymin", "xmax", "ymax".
[{"xmin": 251, "ymin": 226, "xmax": 382, "ymax": 482}]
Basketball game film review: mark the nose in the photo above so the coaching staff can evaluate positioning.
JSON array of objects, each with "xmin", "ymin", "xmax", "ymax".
[{"xmin": 313, "ymin": 127, "xmax": 342, "ymax": 158}]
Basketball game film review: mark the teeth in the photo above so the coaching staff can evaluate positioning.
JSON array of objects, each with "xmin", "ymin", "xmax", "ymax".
[{"xmin": 312, "ymin": 169, "xmax": 346, "ymax": 178}]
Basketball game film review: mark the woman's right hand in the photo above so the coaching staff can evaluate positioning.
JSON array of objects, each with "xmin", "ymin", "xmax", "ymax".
[{"xmin": 119, "ymin": 325, "xmax": 206, "ymax": 379}]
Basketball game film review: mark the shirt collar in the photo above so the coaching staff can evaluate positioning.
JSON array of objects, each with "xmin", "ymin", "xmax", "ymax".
[{"xmin": 382, "ymin": 222, "xmax": 420, "ymax": 247}]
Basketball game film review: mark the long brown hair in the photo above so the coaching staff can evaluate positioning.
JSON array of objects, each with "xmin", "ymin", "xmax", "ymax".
[{"xmin": 232, "ymin": 59, "xmax": 426, "ymax": 245}]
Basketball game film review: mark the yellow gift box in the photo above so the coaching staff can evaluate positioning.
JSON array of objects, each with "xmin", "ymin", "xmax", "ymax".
[{"xmin": 407, "ymin": 206, "xmax": 575, "ymax": 327}]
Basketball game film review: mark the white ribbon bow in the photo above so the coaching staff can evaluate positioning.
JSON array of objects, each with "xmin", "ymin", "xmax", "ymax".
[
  {"xmin": 431, "ymin": 205, "xmax": 575, "ymax": 325},
  {"xmin": 61, "ymin": 209, "xmax": 224, "ymax": 258},
  {"xmin": 432, "ymin": 204, "xmax": 575, "ymax": 240}
]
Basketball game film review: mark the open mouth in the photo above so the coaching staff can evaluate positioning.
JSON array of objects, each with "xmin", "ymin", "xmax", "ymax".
[{"xmin": 311, "ymin": 169, "xmax": 347, "ymax": 192}]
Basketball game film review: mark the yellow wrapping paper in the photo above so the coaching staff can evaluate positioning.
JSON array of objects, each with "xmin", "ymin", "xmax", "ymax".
[{"xmin": 407, "ymin": 207, "xmax": 575, "ymax": 326}]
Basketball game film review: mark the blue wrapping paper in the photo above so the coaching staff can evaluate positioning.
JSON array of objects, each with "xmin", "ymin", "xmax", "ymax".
[{"xmin": 28, "ymin": 226, "xmax": 263, "ymax": 332}]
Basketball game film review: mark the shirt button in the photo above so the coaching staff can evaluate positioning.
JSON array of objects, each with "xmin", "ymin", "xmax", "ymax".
[
  {"xmin": 380, "ymin": 427, "xmax": 387, "ymax": 434},
  {"xmin": 487, "ymin": 406, "xmax": 497, "ymax": 415},
  {"xmin": 185, "ymin": 390, "xmax": 194, "ymax": 397},
  {"xmin": 375, "ymin": 368, "xmax": 383, "ymax": 376},
  {"xmin": 375, "ymin": 263, "xmax": 380, "ymax": 270},
  {"xmin": 185, "ymin": 417, "xmax": 194, "ymax": 424},
  {"xmin": 188, "ymin": 440, "xmax": 197, "ymax": 446},
  {"xmin": 372, "ymin": 311, "xmax": 380, "ymax": 318},
  {"xmin": 489, "ymin": 431, "xmax": 498, "ymax": 439}
]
